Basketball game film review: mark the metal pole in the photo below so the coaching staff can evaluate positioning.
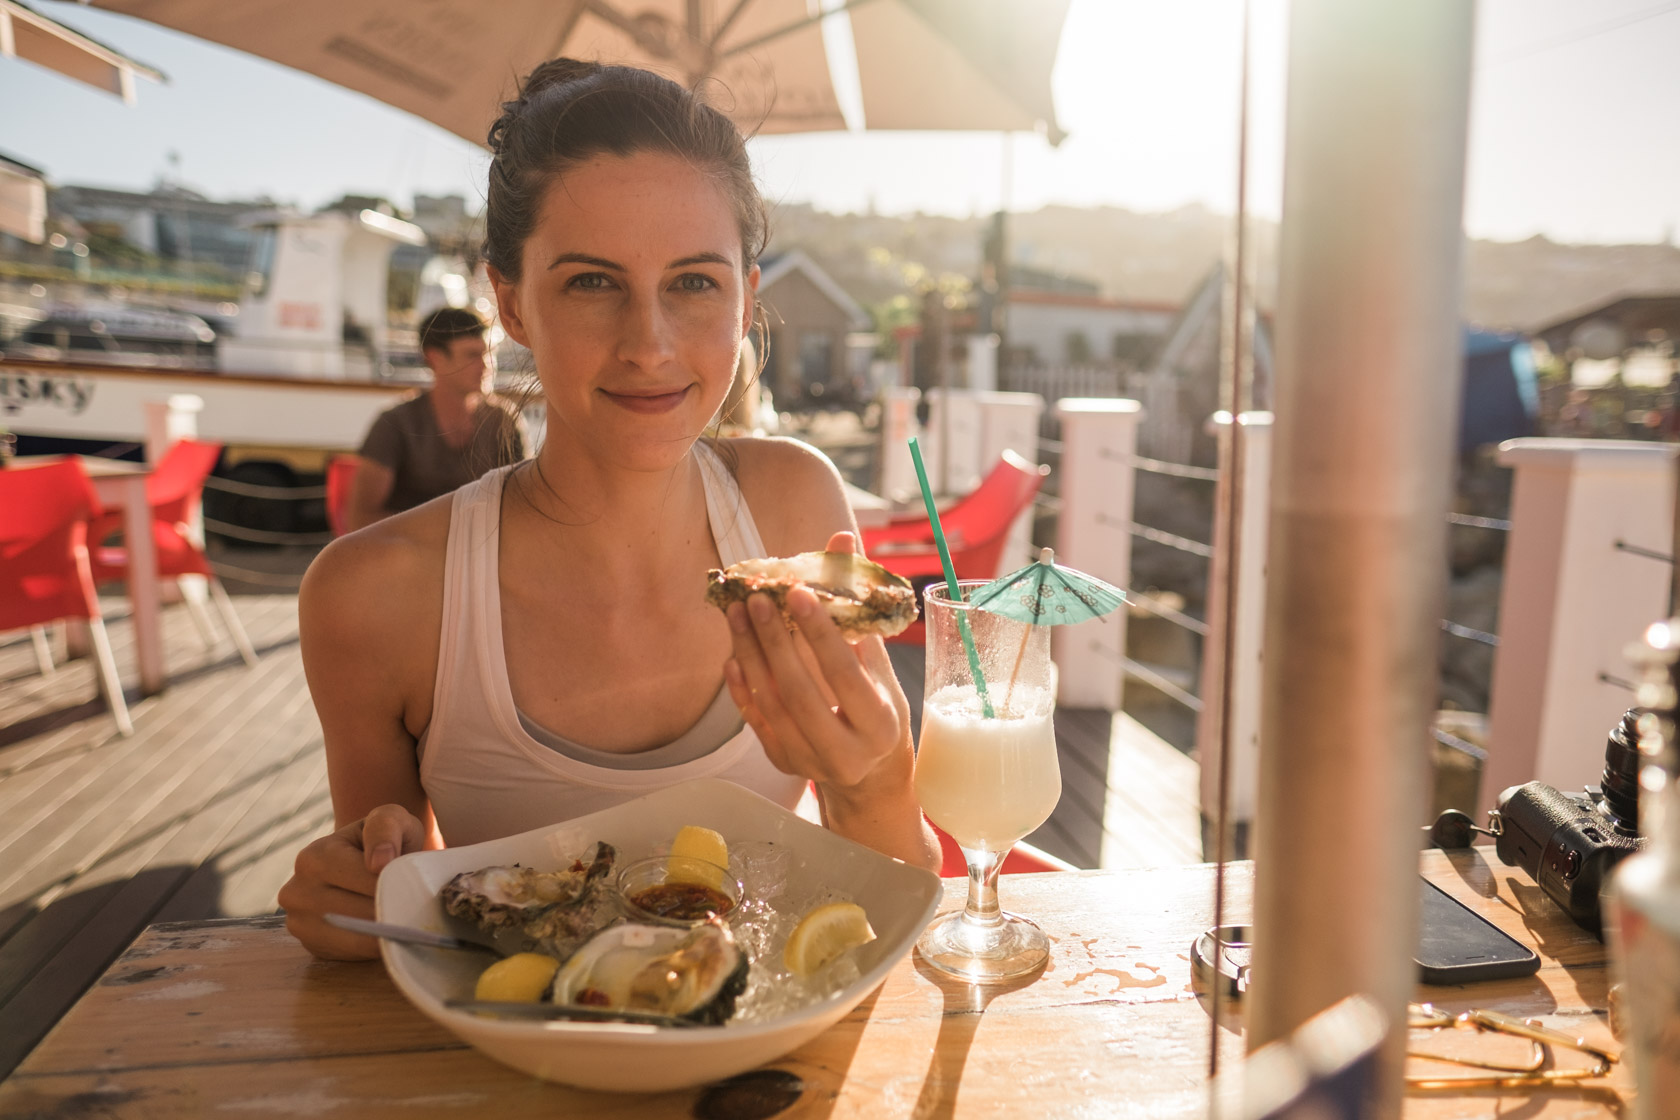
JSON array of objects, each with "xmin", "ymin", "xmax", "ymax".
[
  {"xmin": 1207, "ymin": 0, "xmax": 1253, "ymax": 1080},
  {"xmin": 1245, "ymin": 2, "xmax": 1474, "ymax": 1113}
]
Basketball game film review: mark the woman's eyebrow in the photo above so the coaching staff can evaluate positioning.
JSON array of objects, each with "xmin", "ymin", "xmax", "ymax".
[
  {"xmin": 668, "ymin": 252, "xmax": 732, "ymax": 268},
  {"xmin": 547, "ymin": 252, "xmax": 621, "ymax": 271}
]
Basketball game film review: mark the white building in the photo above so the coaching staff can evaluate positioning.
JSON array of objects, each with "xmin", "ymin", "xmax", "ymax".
[{"xmin": 1006, "ymin": 289, "xmax": 1178, "ymax": 368}]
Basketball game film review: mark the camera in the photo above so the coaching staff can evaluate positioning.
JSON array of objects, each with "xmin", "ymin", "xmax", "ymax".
[{"xmin": 1489, "ymin": 709, "xmax": 1647, "ymax": 936}]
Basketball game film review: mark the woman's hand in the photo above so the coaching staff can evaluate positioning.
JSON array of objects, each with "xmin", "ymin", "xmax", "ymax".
[
  {"xmin": 279, "ymin": 804, "xmax": 429, "ymax": 960},
  {"xmin": 723, "ymin": 532, "xmax": 910, "ymax": 789},
  {"xmin": 723, "ymin": 532, "xmax": 940, "ymax": 870}
]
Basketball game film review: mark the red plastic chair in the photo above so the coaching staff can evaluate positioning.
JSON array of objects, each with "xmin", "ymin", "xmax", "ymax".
[
  {"xmin": 932, "ymin": 822, "xmax": 1077, "ymax": 876},
  {"xmin": 0, "ymin": 460, "xmax": 134, "ymax": 735},
  {"xmin": 862, "ymin": 449, "xmax": 1051, "ymax": 644},
  {"xmin": 87, "ymin": 440, "xmax": 258, "ymax": 667},
  {"xmin": 325, "ymin": 454, "xmax": 359, "ymax": 537}
]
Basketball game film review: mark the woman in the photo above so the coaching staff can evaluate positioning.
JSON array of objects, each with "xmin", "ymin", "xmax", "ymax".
[{"xmin": 280, "ymin": 60, "xmax": 941, "ymax": 960}]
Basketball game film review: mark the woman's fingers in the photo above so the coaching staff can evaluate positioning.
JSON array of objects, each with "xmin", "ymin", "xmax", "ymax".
[
  {"xmin": 784, "ymin": 587, "xmax": 898, "ymax": 743},
  {"xmin": 280, "ymin": 805, "xmax": 423, "ymax": 961},
  {"xmin": 743, "ymin": 593, "xmax": 844, "ymax": 733},
  {"xmin": 724, "ymin": 657, "xmax": 792, "ymax": 773},
  {"xmin": 283, "ymin": 882, "xmax": 381, "ymax": 960},
  {"xmin": 363, "ymin": 803, "xmax": 427, "ymax": 873}
]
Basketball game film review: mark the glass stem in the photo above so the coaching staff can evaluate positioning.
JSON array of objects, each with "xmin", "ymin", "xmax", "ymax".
[{"xmin": 961, "ymin": 846, "xmax": 1004, "ymax": 928}]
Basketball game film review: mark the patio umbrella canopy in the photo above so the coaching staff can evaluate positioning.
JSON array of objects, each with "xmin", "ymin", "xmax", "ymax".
[{"xmin": 86, "ymin": 0, "xmax": 1068, "ymax": 143}]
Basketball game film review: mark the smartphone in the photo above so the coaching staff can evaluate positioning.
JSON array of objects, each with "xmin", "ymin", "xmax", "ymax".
[{"xmin": 1415, "ymin": 877, "xmax": 1541, "ymax": 985}]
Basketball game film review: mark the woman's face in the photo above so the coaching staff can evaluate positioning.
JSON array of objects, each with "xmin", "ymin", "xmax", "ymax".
[{"xmin": 492, "ymin": 151, "xmax": 758, "ymax": 473}]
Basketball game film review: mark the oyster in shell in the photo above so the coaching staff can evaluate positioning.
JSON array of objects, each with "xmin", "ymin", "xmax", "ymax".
[
  {"xmin": 548, "ymin": 920, "xmax": 749, "ymax": 1026},
  {"xmin": 439, "ymin": 841, "xmax": 616, "ymax": 938},
  {"xmin": 705, "ymin": 551, "xmax": 917, "ymax": 641}
]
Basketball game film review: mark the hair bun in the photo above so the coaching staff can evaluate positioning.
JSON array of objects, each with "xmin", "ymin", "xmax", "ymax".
[{"xmin": 488, "ymin": 57, "xmax": 603, "ymax": 154}]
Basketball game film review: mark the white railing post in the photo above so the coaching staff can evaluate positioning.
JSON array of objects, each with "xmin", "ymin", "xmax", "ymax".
[
  {"xmin": 976, "ymin": 390, "xmax": 1045, "ymax": 571},
  {"xmin": 922, "ymin": 387, "xmax": 985, "ymax": 497},
  {"xmin": 877, "ymin": 385, "xmax": 922, "ymax": 504},
  {"xmin": 1482, "ymin": 438, "xmax": 1678, "ymax": 814},
  {"xmin": 1197, "ymin": 411, "xmax": 1273, "ymax": 835},
  {"xmin": 1053, "ymin": 398, "xmax": 1143, "ymax": 709}
]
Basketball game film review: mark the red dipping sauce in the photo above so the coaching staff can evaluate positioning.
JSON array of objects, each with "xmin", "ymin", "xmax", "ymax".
[{"xmin": 627, "ymin": 882, "xmax": 735, "ymax": 922}]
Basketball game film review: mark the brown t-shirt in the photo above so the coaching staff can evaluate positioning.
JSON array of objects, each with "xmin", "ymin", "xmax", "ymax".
[{"xmin": 358, "ymin": 392, "xmax": 527, "ymax": 513}]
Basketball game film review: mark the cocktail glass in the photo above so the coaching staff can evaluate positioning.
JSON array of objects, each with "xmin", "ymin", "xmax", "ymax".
[{"xmin": 914, "ymin": 582, "xmax": 1061, "ymax": 982}]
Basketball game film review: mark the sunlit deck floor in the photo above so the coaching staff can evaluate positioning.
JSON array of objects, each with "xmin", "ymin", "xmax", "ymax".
[
  {"xmin": 0, "ymin": 595, "xmax": 329, "ymax": 1080},
  {"xmin": 0, "ymin": 596, "xmax": 1203, "ymax": 1080}
]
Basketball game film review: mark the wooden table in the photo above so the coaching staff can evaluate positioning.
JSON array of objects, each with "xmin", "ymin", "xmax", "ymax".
[
  {"xmin": 13, "ymin": 455, "xmax": 166, "ymax": 696},
  {"xmin": 0, "ymin": 851, "xmax": 1631, "ymax": 1118}
]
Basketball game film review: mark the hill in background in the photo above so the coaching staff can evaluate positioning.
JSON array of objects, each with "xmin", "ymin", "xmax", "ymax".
[{"xmin": 767, "ymin": 201, "xmax": 1680, "ymax": 332}]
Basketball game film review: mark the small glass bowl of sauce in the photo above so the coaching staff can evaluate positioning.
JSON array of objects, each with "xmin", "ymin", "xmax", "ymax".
[{"xmin": 616, "ymin": 855, "xmax": 742, "ymax": 926}]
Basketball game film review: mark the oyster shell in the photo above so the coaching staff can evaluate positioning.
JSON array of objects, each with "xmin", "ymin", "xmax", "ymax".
[
  {"xmin": 705, "ymin": 551, "xmax": 917, "ymax": 641},
  {"xmin": 548, "ymin": 920, "xmax": 749, "ymax": 1026},
  {"xmin": 439, "ymin": 841, "xmax": 616, "ymax": 938}
]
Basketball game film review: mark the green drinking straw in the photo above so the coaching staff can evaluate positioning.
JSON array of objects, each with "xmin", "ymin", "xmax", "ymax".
[{"xmin": 908, "ymin": 437, "xmax": 995, "ymax": 718}]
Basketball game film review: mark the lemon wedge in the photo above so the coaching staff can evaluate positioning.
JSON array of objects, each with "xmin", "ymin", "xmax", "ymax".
[
  {"xmin": 474, "ymin": 952, "xmax": 560, "ymax": 1003},
  {"xmin": 668, "ymin": 825, "xmax": 729, "ymax": 890},
  {"xmin": 784, "ymin": 902, "xmax": 876, "ymax": 977}
]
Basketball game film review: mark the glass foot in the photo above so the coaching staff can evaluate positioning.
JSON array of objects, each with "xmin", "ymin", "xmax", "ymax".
[{"xmin": 916, "ymin": 909, "xmax": 1050, "ymax": 983}]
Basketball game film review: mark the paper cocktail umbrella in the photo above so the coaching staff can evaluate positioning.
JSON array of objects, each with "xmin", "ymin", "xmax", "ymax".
[{"xmin": 968, "ymin": 547, "xmax": 1126, "ymax": 708}]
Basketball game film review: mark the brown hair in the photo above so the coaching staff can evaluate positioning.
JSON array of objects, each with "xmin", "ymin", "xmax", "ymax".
[
  {"xmin": 484, "ymin": 59, "xmax": 768, "ymax": 280},
  {"xmin": 417, "ymin": 306, "xmax": 487, "ymax": 355}
]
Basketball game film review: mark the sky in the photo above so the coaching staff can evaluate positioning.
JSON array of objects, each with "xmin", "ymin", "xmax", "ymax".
[{"xmin": 2, "ymin": 0, "xmax": 1678, "ymax": 246}]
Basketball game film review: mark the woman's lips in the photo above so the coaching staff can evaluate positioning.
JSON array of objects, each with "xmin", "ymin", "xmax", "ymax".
[{"xmin": 599, "ymin": 385, "xmax": 692, "ymax": 414}]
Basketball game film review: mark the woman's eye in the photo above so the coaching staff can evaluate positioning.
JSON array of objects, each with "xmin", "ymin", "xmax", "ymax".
[
  {"xmin": 674, "ymin": 273, "xmax": 718, "ymax": 293},
  {"xmin": 568, "ymin": 273, "xmax": 612, "ymax": 291}
]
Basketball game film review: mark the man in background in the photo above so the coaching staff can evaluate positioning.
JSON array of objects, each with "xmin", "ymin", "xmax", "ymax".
[{"xmin": 345, "ymin": 307, "xmax": 527, "ymax": 531}]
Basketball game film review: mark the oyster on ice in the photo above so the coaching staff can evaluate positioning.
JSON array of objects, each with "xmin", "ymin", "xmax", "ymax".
[
  {"xmin": 439, "ymin": 841, "xmax": 616, "ymax": 937},
  {"xmin": 705, "ymin": 551, "xmax": 917, "ymax": 641},
  {"xmin": 548, "ymin": 920, "xmax": 749, "ymax": 1026}
]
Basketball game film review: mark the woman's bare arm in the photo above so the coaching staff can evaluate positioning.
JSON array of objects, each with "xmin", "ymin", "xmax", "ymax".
[{"xmin": 279, "ymin": 511, "xmax": 448, "ymax": 957}]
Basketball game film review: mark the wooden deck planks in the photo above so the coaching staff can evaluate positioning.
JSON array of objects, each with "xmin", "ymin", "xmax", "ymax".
[{"xmin": 0, "ymin": 594, "xmax": 326, "ymax": 1080}]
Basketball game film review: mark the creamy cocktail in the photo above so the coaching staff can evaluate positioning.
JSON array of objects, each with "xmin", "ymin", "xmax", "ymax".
[
  {"xmin": 915, "ymin": 683, "xmax": 1060, "ymax": 853},
  {"xmin": 914, "ymin": 582, "xmax": 1060, "ymax": 983}
]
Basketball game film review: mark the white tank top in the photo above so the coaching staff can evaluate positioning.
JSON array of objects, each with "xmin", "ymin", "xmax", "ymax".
[{"xmin": 416, "ymin": 441, "xmax": 809, "ymax": 847}]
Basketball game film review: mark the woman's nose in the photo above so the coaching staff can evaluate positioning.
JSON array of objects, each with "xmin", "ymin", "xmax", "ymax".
[{"xmin": 616, "ymin": 292, "xmax": 677, "ymax": 368}]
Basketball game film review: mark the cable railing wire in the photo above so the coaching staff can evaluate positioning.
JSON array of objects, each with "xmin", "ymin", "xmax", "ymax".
[
  {"xmin": 1102, "ymin": 515, "xmax": 1215, "ymax": 559},
  {"xmin": 1128, "ymin": 590, "xmax": 1210, "ymax": 637},
  {"xmin": 203, "ymin": 476, "xmax": 328, "ymax": 500},
  {"xmin": 203, "ymin": 518, "xmax": 334, "ymax": 546},
  {"xmin": 1432, "ymin": 725, "xmax": 1488, "ymax": 762},
  {"xmin": 1615, "ymin": 539, "xmax": 1674, "ymax": 565},
  {"xmin": 1099, "ymin": 448, "xmax": 1221, "ymax": 482},
  {"xmin": 207, "ymin": 561, "xmax": 307, "ymax": 589},
  {"xmin": 1119, "ymin": 655, "xmax": 1203, "ymax": 713},
  {"xmin": 1439, "ymin": 619, "xmax": 1499, "ymax": 647},
  {"xmin": 1446, "ymin": 513, "xmax": 1511, "ymax": 531}
]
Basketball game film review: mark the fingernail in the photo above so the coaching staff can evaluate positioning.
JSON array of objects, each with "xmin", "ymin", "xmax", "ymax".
[
  {"xmin": 748, "ymin": 595, "xmax": 773, "ymax": 622},
  {"xmin": 727, "ymin": 603, "xmax": 749, "ymax": 633},
  {"xmin": 371, "ymin": 844, "xmax": 396, "ymax": 869},
  {"xmin": 724, "ymin": 659, "xmax": 742, "ymax": 686},
  {"xmin": 789, "ymin": 590, "xmax": 816, "ymax": 618}
]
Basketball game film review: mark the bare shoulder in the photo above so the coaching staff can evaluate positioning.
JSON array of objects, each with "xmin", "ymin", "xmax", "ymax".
[
  {"xmin": 300, "ymin": 497, "xmax": 451, "ymax": 664},
  {"xmin": 724, "ymin": 436, "xmax": 856, "ymax": 556}
]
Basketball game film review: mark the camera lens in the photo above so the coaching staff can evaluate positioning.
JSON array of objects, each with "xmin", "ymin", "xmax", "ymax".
[{"xmin": 1600, "ymin": 709, "xmax": 1642, "ymax": 834}]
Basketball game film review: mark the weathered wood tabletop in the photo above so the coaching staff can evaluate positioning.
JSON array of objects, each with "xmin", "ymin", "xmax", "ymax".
[{"xmin": 0, "ymin": 851, "xmax": 1631, "ymax": 1118}]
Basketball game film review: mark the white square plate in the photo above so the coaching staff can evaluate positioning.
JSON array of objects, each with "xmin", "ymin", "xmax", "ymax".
[{"xmin": 376, "ymin": 777, "xmax": 943, "ymax": 1092}]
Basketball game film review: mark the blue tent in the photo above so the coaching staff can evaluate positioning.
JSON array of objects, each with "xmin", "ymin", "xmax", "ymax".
[{"xmin": 1459, "ymin": 328, "xmax": 1538, "ymax": 454}]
